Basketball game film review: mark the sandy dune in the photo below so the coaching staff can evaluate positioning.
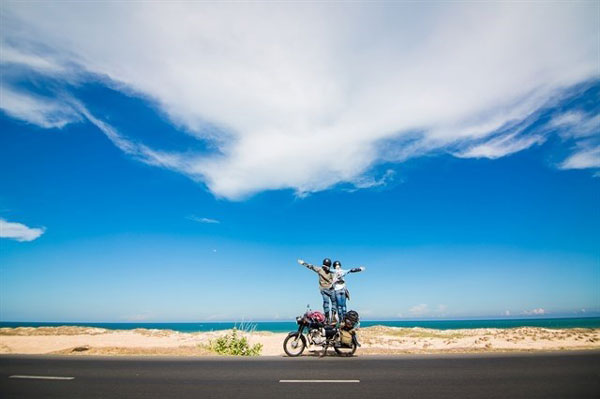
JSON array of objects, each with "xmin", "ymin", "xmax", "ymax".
[{"xmin": 1, "ymin": 326, "xmax": 598, "ymax": 356}]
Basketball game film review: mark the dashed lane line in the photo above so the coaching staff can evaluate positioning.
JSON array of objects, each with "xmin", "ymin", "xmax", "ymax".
[
  {"xmin": 9, "ymin": 375, "xmax": 75, "ymax": 380},
  {"xmin": 279, "ymin": 380, "xmax": 359, "ymax": 383}
]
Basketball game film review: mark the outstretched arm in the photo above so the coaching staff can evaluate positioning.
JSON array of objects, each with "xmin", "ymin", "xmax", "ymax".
[{"xmin": 297, "ymin": 259, "xmax": 318, "ymax": 272}]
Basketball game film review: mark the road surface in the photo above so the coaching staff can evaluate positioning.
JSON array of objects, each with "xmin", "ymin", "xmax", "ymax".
[{"xmin": 1, "ymin": 351, "xmax": 599, "ymax": 398}]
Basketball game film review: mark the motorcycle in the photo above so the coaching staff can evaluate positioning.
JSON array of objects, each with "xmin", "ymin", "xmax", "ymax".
[{"xmin": 283, "ymin": 309, "xmax": 360, "ymax": 357}]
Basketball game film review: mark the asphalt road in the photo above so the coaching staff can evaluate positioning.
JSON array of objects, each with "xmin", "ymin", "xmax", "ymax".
[{"xmin": 1, "ymin": 351, "xmax": 599, "ymax": 399}]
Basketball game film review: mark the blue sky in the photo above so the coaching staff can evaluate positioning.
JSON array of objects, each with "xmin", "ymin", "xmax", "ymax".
[{"xmin": 1, "ymin": 2, "xmax": 599, "ymax": 321}]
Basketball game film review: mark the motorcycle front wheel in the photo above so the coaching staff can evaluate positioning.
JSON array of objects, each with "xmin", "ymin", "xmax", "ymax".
[
  {"xmin": 334, "ymin": 342, "xmax": 357, "ymax": 357},
  {"xmin": 283, "ymin": 333, "xmax": 307, "ymax": 357}
]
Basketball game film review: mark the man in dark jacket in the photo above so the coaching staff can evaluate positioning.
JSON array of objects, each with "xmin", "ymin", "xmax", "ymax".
[{"xmin": 298, "ymin": 258, "xmax": 337, "ymax": 323}]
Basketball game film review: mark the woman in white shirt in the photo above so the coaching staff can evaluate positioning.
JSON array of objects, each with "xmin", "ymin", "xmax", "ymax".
[{"xmin": 331, "ymin": 260, "xmax": 365, "ymax": 322}]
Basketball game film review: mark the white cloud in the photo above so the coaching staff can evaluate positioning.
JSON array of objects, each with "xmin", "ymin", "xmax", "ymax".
[
  {"xmin": 0, "ymin": 89, "xmax": 196, "ymax": 178},
  {"xmin": 188, "ymin": 216, "xmax": 220, "ymax": 224},
  {"xmin": 1, "ymin": 2, "xmax": 598, "ymax": 199},
  {"xmin": 121, "ymin": 313, "xmax": 154, "ymax": 321},
  {"xmin": 456, "ymin": 132, "xmax": 546, "ymax": 160},
  {"xmin": 1, "ymin": 44, "xmax": 65, "ymax": 73},
  {"xmin": 549, "ymin": 111, "xmax": 600, "ymax": 139},
  {"xmin": 0, "ymin": 218, "xmax": 45, "ymax": 242},
  {"xmin": 547, "ymin": 110, "xmax": 599, "ymax": 171},
  {"xmin": 504, "ymin": 310, "xmax": 511, "ymax": 316},
  {"xmin": 409, "ymin": 304, "xmax": 429, "ymax": 316},
  {"xmin": 0, "ymin": 86, "xmax": 81, "ymax": 129},
  {"xmin": 351, "ymin": 169, "xmax": 396, "ymax": 190},
  {"xmin": 522, "ymin": 308, "xmax": 546, "ymax": 315},
  {"xmin": 0, "ymin": 89, "xmax": 189, "ymax": 172},
  {"xmin": 408, "ymin": 303, "xmax": 450, "ymax": 317},
  {"xmin": 560, "ymin": 144, "xmax": 600, "ymax": 170}
]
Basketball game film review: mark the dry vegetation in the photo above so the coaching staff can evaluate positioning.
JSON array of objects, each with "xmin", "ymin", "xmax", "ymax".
[
  {"xmin": 362, "ymin": 326, "xmax": 467, "ymax": 339},
  {"xmin": 357, "ymin": 326, "xmax": 600, "ymax": 354},
  {"xmin": 0, "ymin": 327, "xmax": 109, "ymax": 336},
  {"xmin": 50, "ymin": 345, "xmax": 214, "ymax": 356},
  {"xmin": 1, "ymin": 325, "xmax": 599, "ymax": 356}
]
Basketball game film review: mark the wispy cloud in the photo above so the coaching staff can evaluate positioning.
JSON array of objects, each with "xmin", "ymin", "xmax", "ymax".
[
  {"xmin": 1, "ymin": 44, "xmax": 66, "ymax": 73},
  {"xmin": 1, "ymin": 2, "xmax": 598, "ymax": 199},
  {"xmin": 121, "ymin": 313, "xmax": 154, "ymax": 322},
  {"xmin": 548, "ymin": 110, "xmax": 600, "ymax": 170},
  {"xmin": 350, "ymin": 169, "xmax": 396, "ymax": 190},
  {"xmin": 549, "ymin": 111, "xmax": 599, "ymax": 139},
  {"xmin": 0, "ymin": 86, "xmax": 81, "ymax": 129},
  {"xmin": 456, "ymin": 132, "xmax": 546, "ymax": 160},
  {"xmin": 0, "ymin": 90, "xmax": 200, "ymax": 181},
  {"xmin": 560, "ymin": 145, "xmax": 600, "ymax": 170},
  {"xmin": 408, "ymin": 303, "xmax": 449, "ymax": 317},
  {"xmin": 187, "ymin": 216, "xmax": 220, "ymax": 224},
  {"xmin": 0, "ymin": 218, "xmax": 45, "ymax": 242},
  {"xmin": 409, "ymin": 304, "xmax": 429, "ymax": 316},
  {"xmin": 522, "ymin": 308, "xmax": 546, "ymax": 315}
]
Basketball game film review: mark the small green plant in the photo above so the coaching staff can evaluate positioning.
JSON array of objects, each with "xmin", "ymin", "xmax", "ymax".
[{"xmin": 210, "ymin": 328, "xmax": 263, "ymax": 356}]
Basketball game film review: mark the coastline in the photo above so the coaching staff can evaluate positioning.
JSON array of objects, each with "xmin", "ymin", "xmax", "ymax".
[
  {"xmin": 1, "ymin": 325, "xmax": 598, "ymax": 357},
  {"xmin": 2, "ymin": 317, "xmax": 599, "ymax": 333}
]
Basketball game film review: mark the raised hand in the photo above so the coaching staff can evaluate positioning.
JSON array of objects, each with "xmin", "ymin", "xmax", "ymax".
[{"xmin": 297, "ymin": 259, "xmax": 306, "ymax": 265}]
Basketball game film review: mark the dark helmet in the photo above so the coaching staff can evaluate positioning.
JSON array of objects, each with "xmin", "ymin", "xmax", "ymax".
[
  {"xmin": 322, "ymin": 258, "xmax": 332, "ymax": 267},
  {"xmin": 333, "ymin": 260, "xmax": 341, "ymax": 268}
]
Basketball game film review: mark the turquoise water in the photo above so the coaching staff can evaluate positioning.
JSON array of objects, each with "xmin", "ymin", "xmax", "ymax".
[{"xmin": 1, "ymin": 317, "xmax": 599, "ymax": 332}]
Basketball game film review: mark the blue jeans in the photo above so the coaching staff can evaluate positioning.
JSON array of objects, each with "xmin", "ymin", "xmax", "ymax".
[
  {"xmin": 320, "ymin": 288, "xmax": 336, "ymax": 315},
  {"xmin": 335, "ymin": 289, "xmax": 347, "ymax": 321}
]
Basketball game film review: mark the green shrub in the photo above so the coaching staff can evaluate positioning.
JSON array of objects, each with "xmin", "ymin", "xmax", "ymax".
[{"xmin": 210, "ymin": 328, "xmax": 263, "ymax": 356}]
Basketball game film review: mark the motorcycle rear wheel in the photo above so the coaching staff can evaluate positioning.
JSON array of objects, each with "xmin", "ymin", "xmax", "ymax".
[
  {"xmin": 334, "ymin": 342, "xmax": 357, "ymax": 357},
  {"xmin": 283, "ymin": 333, "xmax": 307, "ymax": 357}
]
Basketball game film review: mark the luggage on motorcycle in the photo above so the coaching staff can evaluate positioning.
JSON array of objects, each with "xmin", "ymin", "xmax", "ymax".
[
  {"xmin": 324, "ymin": 325, "xmax": 336, "ymax": 339},
  {"xmin": 307, "ymin": 311, "xmax": 326, "ymax": 323},
  {"xmin": 339, "ymin": 329, "xmax": 353, "ymax": 346},
  {"xmin": 306, "ymin": 310, "xmax": 326, "ymax": 327},
  {"xmin": 343, "ymin": 310, "xmax": 359, "ymax": 329}
]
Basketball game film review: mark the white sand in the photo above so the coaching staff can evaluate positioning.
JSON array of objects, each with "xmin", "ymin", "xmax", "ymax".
[
  {"xmin": 359, "ymin": 326, "xmax": 600, "ymax": 354},
  {"xmin": 1, "ymin": 326, "xmax": 598, "ymax": 356}
]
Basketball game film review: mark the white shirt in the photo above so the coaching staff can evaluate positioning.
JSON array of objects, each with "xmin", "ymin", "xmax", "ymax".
[{"xmin": 332, "ymin": 268, "xmax": 351, "ymax": 291}]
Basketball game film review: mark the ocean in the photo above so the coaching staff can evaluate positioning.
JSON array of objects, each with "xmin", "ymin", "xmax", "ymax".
[{"xmin": 1, "ymin": 317, "xmax": 599, "ymax": 333}]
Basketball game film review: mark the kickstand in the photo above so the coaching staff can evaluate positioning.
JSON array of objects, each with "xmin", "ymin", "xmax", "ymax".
[{"xmin": 320, "ymin": 344, "xmax": 328, "ymax": 357}]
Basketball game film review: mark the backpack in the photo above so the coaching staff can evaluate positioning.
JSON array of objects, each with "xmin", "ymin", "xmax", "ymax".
[
  {"xmin": 343, "ymin": 310, "xmax": 359, "ymax": 328},
  {"xmin": 339, "ymin": 329, "xmax": 353, "ymax": 346}
]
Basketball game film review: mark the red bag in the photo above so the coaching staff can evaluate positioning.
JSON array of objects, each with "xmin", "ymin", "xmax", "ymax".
[{"xmin": 307, "ymin": 311, "xmax": 326, "ymax": 323}]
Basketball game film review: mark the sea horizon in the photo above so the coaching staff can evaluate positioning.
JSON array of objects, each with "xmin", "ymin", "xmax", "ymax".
[{"xmin": 2, "ymin": 316, "xmax": 599, "ymax": 333}]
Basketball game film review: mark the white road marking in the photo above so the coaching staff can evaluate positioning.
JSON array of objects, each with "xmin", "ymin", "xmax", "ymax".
[
  {"xmin": 9, "ymin": 375, "xmax": 74, "ymax": 380},
  {"xmin": 279, "ymin": 379, "xmax": 359, "ymax": 383}
]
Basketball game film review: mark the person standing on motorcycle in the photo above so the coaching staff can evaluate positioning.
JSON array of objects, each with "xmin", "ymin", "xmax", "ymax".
[
  {"xmin": 297, "ymin": 258, "xmax": 337, "ymax": 324},
  {"xmin": 331, "ymin": 260, "xmax": 365, "ymax": 322}
]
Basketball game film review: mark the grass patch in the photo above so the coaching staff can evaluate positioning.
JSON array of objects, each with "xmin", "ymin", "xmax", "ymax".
[
  {"xmin": 363, "ymin": 326, "xmax": 466, "ymax": 339},
  {"xmin": 210, "ymin": 328, "xmax": 263, "ymax": 356}
]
